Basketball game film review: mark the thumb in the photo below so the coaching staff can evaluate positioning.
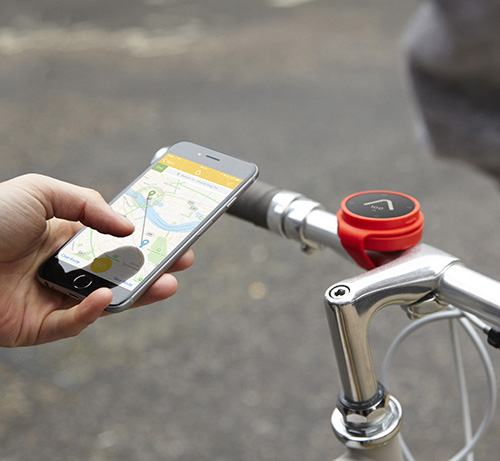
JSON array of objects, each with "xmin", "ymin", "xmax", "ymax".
[{"xmin": 36, "ymin": 288, "xmax": 113, "ymax": 345}]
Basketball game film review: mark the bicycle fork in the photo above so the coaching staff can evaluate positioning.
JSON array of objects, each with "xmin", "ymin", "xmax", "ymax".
[{"xmin": 324, "ymin": 244, "xmax": 462, "ymax": 460}]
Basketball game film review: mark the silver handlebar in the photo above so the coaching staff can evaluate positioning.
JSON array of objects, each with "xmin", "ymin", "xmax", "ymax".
[
  {"xmin": 266, "ymin": 190, "xmax": 500, "ymax": 329},
  {"xmin": 439, "ymin": 264, "xmax": 500, "ymax": 327}
]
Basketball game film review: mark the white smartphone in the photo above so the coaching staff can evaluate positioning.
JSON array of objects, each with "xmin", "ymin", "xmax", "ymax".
[{"xmin": 37, "ymin": 142, "xmax": 259, "ymax": 313}]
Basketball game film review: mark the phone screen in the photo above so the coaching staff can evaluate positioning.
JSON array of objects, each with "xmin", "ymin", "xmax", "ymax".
[{"xmin": 56, "ymin": 152, "xmax": 243, "ymax": 291}]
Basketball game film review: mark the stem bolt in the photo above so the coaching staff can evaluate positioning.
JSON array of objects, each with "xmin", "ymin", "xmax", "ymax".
[{"xmin": 330, "ymin": 285, "xmax": 350, "ymax": 299}]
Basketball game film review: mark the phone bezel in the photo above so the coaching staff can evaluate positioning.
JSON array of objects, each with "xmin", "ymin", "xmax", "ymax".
[{"xmin": 37, "ymin": 142, "xmax": 258, "ymax": 312}]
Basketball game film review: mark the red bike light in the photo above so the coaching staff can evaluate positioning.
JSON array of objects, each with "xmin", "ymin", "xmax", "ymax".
[{"xmin": 337, "ymin": 191, "xmax": 424, "ymax": 270}]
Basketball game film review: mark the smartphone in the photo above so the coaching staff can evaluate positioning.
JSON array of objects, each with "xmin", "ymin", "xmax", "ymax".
[{"xmin": 37, "ymin": 142, "xmax": 258, "ymax": 313}]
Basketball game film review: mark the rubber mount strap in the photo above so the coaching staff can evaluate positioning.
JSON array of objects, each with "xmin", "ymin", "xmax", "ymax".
[{"xmin": 337, "ymin": 191, "xmax": 424, "ymax": 270}]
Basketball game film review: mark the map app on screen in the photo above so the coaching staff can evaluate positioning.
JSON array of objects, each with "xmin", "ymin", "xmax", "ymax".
[{"xmin": 57, "ymin": 153, "xmax": 242, "ymax": 290}]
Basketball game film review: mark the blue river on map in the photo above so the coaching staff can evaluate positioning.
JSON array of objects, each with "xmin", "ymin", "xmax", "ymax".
[{"xmin": 126, "ymin": 189, "xmax": 202, "ymax": 233}]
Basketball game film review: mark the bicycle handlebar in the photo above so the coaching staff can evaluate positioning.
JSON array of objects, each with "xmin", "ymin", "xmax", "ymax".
[
  {"xmin": 228, "ymin": 181, "xmax": 395, "ymax": 263},
  {"xmin": 228, "ymin": 180, "xmax": 348, "ymax": 255},
  {"xmin": 227, "ymin": 181, "xmax": 279, "ymax": 229},
  {"xmin": 228, "ymin": 180, "xmax": 500, "ymax": 329},
  {"xmin": 439, "ymin": 264, "xmax": 500, "ymax": 328}
]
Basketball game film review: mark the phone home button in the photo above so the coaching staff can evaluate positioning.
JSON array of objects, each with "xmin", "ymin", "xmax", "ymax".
[{"xmin": 73, "ymin": 274, "xmax": 93, "ymax": 290}]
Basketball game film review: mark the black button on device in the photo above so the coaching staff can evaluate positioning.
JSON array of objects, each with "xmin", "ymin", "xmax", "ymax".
[
  {"xmin": 73, "ymin": 274, "xmax": 93, "ymax": 289},
  {"xmin": 345, "ymin": 192, "xmax": 415, "ymax": 219}
]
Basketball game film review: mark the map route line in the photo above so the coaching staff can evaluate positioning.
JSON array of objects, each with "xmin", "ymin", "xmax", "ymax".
[
  {"xmin": 170, "ymin": 179, "xmax": 182, "ymax": 195},
  {"xmin": 140, "ymin": 190, "xmax": 156, "ymax": 244}
]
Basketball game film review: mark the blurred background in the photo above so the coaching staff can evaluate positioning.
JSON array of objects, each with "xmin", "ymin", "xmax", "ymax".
[{"xmin": 1, "ymin": 0, "xmax": 500, "ymax": 460}]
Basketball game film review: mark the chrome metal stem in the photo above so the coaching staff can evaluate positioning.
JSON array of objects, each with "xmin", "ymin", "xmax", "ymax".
[
  {"xmin": 325, "ymin": 244, "xmax": 460, "ymax": 403},
  {"xmin": 324, "ymin": 244, "xmax": 463, "ymax": 450},
  {"xmin": 324, "ymin": 241, "xmax": 500, "ymax": 452}
]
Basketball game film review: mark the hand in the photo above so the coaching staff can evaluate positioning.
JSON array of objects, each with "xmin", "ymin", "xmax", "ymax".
[{"xmin": 0, "ymin": 174, "xmax": 194, "ymax": 347}]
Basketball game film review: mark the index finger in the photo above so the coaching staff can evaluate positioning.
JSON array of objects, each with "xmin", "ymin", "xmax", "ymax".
[{"xmin": 26, "ymin": 174, "xmax": 134, "ymax": 237}]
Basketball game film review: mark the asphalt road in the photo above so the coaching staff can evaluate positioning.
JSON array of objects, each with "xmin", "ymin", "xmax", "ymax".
[{"xmin": 2, "ymin": 1, "xmax": 500, "ymax": 460}]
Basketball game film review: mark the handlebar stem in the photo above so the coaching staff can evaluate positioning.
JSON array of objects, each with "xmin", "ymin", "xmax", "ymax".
[
  {"xmin": 324, "ymin": 244, "xmax": 461, "ymax": 448},
  {"xmin": 325, "ymin": 244, "xmax": 460, "ymax": 402}
]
